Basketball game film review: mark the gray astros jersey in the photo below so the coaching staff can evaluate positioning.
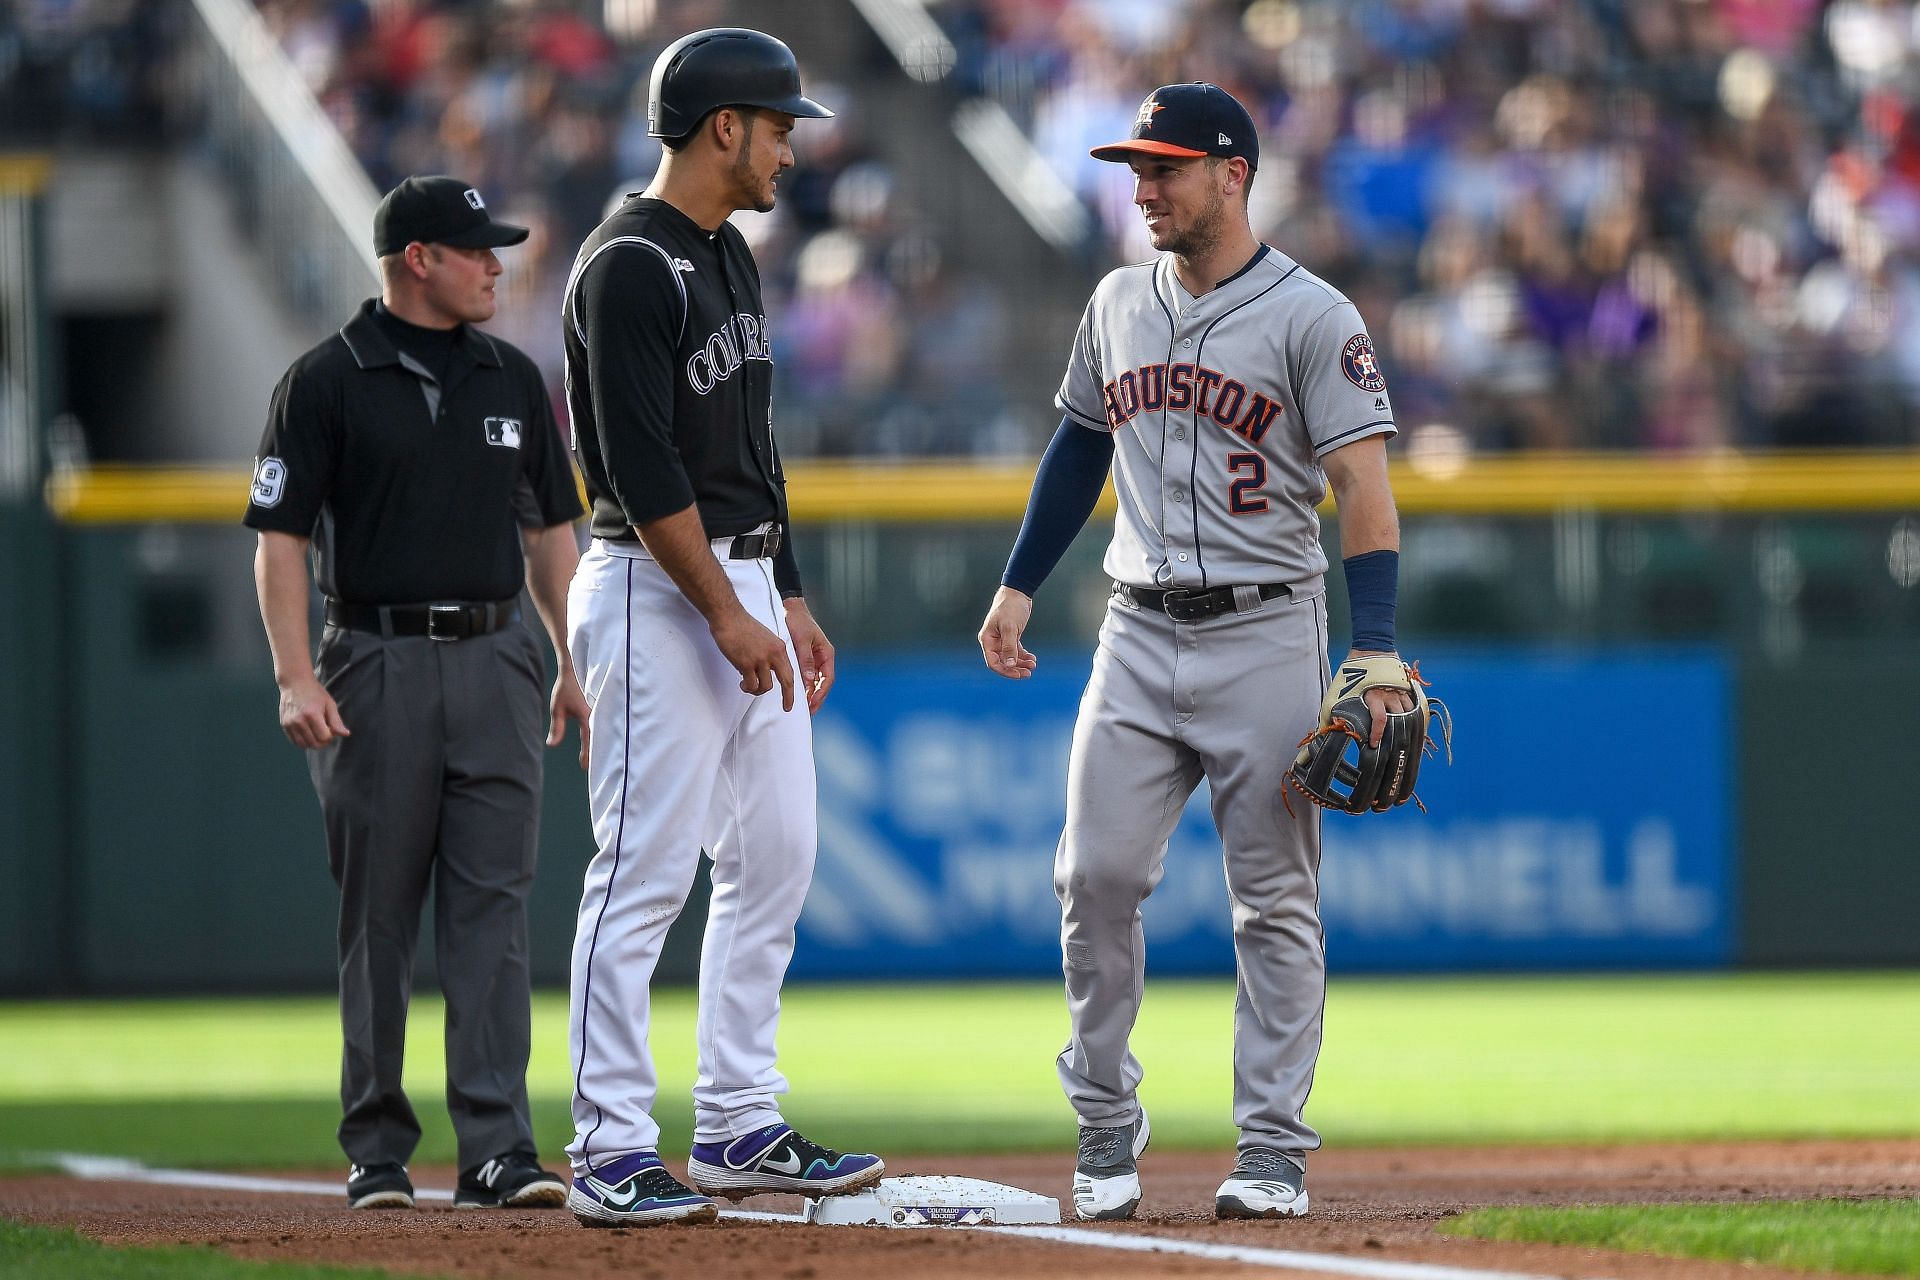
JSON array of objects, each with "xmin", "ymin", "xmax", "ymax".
[{"xmin": 1056, "ymin": 245, "xmax": 1396, "ymax": 590}]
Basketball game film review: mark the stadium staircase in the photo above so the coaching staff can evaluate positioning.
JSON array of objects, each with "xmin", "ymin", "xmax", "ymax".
[
  {"xmin": 32, "ymin": 0, "xmax": 376, "ymax": 465},
  {"xmin": 738, "ymin": 0, "xmax": 1101, "ymax": 421}
]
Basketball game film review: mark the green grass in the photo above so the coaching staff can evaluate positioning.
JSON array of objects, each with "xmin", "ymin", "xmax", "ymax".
[
  {"xmin": 1442, "ymin": 1198, "xmax": 1920, "ymax": 1277},
  {"xmin": 0, "ymin": 1220, "xmax": 441, "ymax": 1279},
  {"xmin": 1, "ymin": 973, "xmax": 1916, "ymax": 1170}
]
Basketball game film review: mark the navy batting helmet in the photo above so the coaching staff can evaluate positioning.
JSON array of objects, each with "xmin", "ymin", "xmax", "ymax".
[{"xmin": 647, "ymin": 28, "xmax": 834, "ymax": 140}]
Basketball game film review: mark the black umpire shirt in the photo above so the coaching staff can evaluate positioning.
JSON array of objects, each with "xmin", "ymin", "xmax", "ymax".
[
  {"xmin": 243, "ymin": 298, "xmax": 583, "ymax": 604},
  {"xmin": 562, "ymin": 195, "xmax": 803, "ymax": 596}
]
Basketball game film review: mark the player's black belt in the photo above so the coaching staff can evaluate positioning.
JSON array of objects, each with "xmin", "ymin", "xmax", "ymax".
[
  {"xmin": 1115, "ymin": 581, "xmax": 1290, "ymax": 622},
  {"xmin": 325, "ymin": 598, "xmax": 520, "ymax": 641},
  {"xmin": 724, "ymin": 524, "xmax": 783, "ymax": 560}
]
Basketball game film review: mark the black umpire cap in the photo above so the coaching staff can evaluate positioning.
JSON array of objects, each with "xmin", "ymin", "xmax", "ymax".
[
  {"xmin": 373, "ymin": 176, "xmax": 529, "ymax": 257},
  {"xmin": 1091, "ymin": 83, "xmax": 1259, "ymax": 172},
  {"xmin": 647, "ymin": 27, "xmax": 833, "ymax": 140}
]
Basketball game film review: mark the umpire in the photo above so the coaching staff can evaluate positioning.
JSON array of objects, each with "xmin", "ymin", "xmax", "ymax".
[{"xmin": 246, "ymin": 176, "xmax": 585, "ymax": 1211}]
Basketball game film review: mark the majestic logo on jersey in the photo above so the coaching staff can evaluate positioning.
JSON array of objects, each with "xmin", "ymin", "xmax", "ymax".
[
  {"xmin": 484, "ymin": 416, "xmax": 522, "ymax": 449},
  {"xmin": 1101, "ymin": 361, "xmax": 1285, "ymax": 443},
  {"xmin": 1342, "ymin": 334, "xmax": 1387, "ymax": 393},
  {"xmin": 687, "ymin": 312, "xmax": 773, "ymax": 395},
  {"xmin": 251, "ymin": 456, "xmax": 286, "ymax": 508}
]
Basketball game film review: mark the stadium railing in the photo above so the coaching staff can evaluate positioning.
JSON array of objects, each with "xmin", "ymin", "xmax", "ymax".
[{"xmin": 178, "ymin": 0, "xmax": 379, "ymax": 326}]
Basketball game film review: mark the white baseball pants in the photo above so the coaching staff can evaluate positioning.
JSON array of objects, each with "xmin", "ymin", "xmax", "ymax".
[{"xmin": 564, "ymin": 537, "xmax": 816, "ymax": 1174}]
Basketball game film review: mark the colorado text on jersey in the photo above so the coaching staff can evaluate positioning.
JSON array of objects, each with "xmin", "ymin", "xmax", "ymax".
[
  {"xmin": 1101, "ymin": 362, "xmax": 1284, "ymax": 443},
  {"xmin": 687, "ymin": 312, "xmax": 772, "ymax": 395}
]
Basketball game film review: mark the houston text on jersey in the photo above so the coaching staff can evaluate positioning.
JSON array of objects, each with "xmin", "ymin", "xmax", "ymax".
[{"xmin": 1100, "ymin": 361, "xmax": 1285, "ymax": 443}]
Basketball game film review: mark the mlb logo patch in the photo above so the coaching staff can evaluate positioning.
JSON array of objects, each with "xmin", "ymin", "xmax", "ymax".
[
  {"xmin": 484, "ymin": 417, "xmax": 522, "ymax": 449},
  {"xmin": 464, "ymin": 187, "xmax": 485, "ymax": 211}
]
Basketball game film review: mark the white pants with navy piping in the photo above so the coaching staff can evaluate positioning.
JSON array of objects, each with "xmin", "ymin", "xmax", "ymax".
[{"xmin": 564, "ymin": 537, "xmax": 816, "ymax": 1175}]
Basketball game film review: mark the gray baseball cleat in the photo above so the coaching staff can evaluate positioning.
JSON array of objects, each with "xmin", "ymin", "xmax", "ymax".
[
  {"xmin": 1072, "ymin": 1110, "xmax": 1151, "ymax": 1220},
  {"xmin": 1214, "ymin": 1147, "xmax": 1309, "ymax": 1218}
]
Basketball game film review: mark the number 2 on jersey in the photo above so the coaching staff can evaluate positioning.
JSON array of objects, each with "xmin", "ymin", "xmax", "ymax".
[{"xmin": 1227, "ymin": 452, "xmax": 1269, "ymax": 515}]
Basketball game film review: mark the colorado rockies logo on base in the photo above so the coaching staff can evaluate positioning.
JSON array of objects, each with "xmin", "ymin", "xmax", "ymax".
[{"xmin": 1342, "ymin": 334, "xmax": 1387, "ymax": 393}]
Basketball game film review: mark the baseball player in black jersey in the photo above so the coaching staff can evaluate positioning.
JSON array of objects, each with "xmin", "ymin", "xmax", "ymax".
[
  {"xmin": 558, "ymin": 29, "xmax": 884, "ymax": 1228},
  {"xmin": 247, "ymin": 176, "xmax": 584, "ymax": 1212}
]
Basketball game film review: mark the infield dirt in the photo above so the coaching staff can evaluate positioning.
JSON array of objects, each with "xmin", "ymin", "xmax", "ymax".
[{"xmin": 4, "ymin": 1139, "xmax": 1916, "ymax": 1280}]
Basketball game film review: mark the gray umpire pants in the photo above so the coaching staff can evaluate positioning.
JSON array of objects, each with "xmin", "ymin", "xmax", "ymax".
[
  {"xmin": 309, "ymin": 619, "xmax": 547, "ymax": 1173},
  {"xmin": 1055, "ymin": 587, "xmax": 1329, "ymax": 1162}
]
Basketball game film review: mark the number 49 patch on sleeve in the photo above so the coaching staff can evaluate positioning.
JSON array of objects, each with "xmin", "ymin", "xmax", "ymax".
[{"xmin": 251, "ymin": 456, "xmax": 287, "ymax": 507}]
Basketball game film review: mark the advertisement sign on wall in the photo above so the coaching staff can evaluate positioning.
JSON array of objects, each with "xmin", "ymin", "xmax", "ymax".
[{"xmin": 795, "ymin": 651, "xmax": 1731, "ymax": 977}]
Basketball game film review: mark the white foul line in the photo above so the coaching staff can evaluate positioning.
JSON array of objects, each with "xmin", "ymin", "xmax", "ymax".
[
  {"xmin": 53, "ymin": 1155, "xmax": 449, "ymax": 1201},
  {"xmin": 977, "ymin": 1223, "xmax": 1589, "ymax": 1280},
  {"xmin": 48, "ymin": 1155, "xmax": 1596, "ymax": 1280},
  {"xmin": 49, "ymin": 1153, "xmax": 803, "ymax": 1220}
]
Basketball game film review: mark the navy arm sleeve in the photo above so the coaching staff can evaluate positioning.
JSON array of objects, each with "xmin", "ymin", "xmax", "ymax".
[
  {"xmin": 1000, "ymin": 418, "xmax": 1114, "ymax": 595},
  {"xmin": 576, "ymin": 245, "xmax": 696, "ymax": 527}
]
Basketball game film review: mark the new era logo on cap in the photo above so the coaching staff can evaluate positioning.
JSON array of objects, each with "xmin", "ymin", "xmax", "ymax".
[{"xmin": 464, "ymin": 188, "xmax": 484, "ymax": 210}]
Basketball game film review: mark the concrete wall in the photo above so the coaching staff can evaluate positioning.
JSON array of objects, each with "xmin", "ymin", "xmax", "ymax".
[{"xmin": 47, "ymin": 149, "xmax": 331, "ymax": 463}]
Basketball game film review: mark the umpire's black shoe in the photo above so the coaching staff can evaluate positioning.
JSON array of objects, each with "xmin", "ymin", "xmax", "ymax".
[
  {"xmin": 454, "ymin": 1153, "xmax": 568, "ymax": 1209},
  {"xmin": 347, "ymin": 1162, "xmax": 414, "ymax": 1210}
]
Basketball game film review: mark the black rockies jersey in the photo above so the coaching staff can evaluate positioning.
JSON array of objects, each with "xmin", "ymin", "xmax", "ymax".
[{"xmin": 562, "ymin": 195, "xmax": 800, "ymax": 594}]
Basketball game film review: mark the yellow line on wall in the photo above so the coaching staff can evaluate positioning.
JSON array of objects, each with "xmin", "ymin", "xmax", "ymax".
[
  {"xmin": 0, "ymin": 153, "xmax": 53, "ymax": 195},
  {"xmin": 43, "ymin": 452, "xmax": 1920, "ymax": 525}
]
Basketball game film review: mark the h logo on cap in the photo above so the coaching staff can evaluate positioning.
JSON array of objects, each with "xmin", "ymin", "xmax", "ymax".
[
  {"xmin": 464, "ymin": 188, "xmax": 485, "ymax": 211},
  {"xmin": 1135, "ymin": 97, "xmax": 1163, "ymax": 129}
]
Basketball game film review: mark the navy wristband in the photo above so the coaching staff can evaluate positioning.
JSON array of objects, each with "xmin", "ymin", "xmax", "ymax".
[{"xmin": 1343, "ymin": 549, "xmax": 1398, "ymax": 652}]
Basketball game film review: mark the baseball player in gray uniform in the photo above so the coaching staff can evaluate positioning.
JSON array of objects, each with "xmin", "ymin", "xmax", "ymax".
[{"xmin": 978, "ymin": 83, "xmax": 1413, "ymax": 1221}]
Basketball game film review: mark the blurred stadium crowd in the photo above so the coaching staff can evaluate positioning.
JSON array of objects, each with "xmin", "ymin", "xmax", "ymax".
[
  {"xmin": 251, "ymin": 0, "xmax": 1022, "ymax": 456},
  {"xmin": 945, "ymin": 0, "xmax": 1920, "ymax": 452},
  {"xmin": 12, "ymin": 0, "xmax": 1920, "ymax": 453}
]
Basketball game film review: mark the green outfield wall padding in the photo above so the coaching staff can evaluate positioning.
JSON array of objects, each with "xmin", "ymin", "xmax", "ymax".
[
  {"xmin": 1738, "ymin": 646, "xmax": 1920, "ymax": 966},
  {"xmin": 0, "ymin": 504, "xmax": 64, "ymax": 993},
  {"xmin": 58, "ymin": 529, "xmax": 706, "ymax": 994},
  {"xmin": 8, "ymin": 522, "xmax": 1919, "ymax": 992}
]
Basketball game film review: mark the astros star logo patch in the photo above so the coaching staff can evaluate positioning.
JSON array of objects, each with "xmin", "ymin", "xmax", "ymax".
[
  {"xmin": 1341, "ymin": 333, "xmax": 1388, "ymax": 393},
  {"xmin": 1135, "ymin": 96, "xmax": 1164, "ymax": 129}
]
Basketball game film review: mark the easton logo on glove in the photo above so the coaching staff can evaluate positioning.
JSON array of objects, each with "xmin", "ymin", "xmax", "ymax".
[{"xmin": 1286, "ymin": 654, "xmax": 1451, "ymax": 815}]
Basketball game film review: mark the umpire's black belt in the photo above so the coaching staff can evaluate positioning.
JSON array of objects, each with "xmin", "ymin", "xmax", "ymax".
[
  {"xmin": 326, "ymin": 598, "xmax": 520, "ymax": 641},
  {"xmin": 1114, "ymin": 581, "xmax": 1290, "ymax": 623}
]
